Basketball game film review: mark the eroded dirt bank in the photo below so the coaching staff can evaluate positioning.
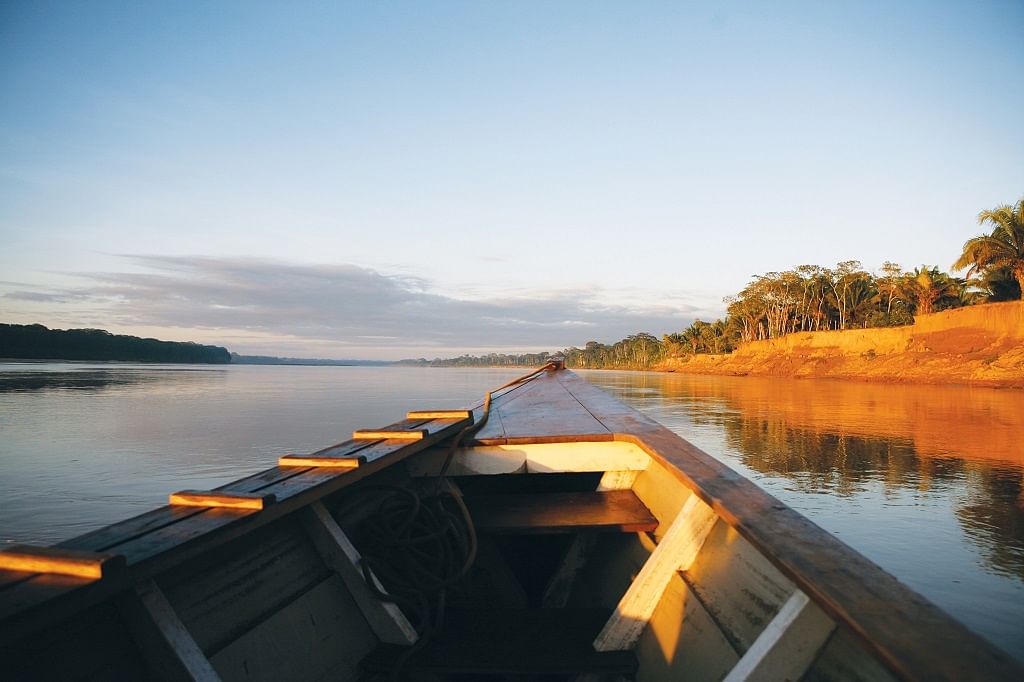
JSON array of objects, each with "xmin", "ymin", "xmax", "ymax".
[{"xmin": 655, "ymin": 301, "xmax": 1024, "ymax": 388}]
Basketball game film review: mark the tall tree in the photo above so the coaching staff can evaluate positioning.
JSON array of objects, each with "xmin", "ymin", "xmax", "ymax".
[
  {"xmin": 952, "ymin": 197, "xmax": 1024, "ymax": 298},
  {"xmin": 877, "ymin": 261, "xmax": 904, "ymax": 314},
  {"xmin": 904, "ymin": 266, "xmax": 960, "ymax": 316}
]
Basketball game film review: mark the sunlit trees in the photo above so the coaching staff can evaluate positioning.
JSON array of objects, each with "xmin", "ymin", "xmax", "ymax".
[
  {"xmin": 876, "ymin": 261, "xmax": 904, "ymax": 315},
  {"xmin": 953, "ymin": 198, "xmax": 1024, "ymax": 299},
  {"xmin": 976, "ymin": 267, "xmax": 1022, "ymax": 302},
  {"xmin": 903, "ymin": 266, "xmax": 961, "ymax": 316},
  {"xmin": 828, "ymin": 260, "xmax": 871, "ymax": 330}
]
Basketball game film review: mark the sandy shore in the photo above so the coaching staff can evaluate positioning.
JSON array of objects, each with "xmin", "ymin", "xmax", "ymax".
[{"xmin": 653, "ymin": 301, "xmax": 1024, "ymax": 388}]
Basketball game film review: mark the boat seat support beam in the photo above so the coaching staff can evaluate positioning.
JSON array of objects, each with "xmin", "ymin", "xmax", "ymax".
[
  {"xmin": 593, "ymin": 492, "xmax": 718, "ymax": 651},
  {"xmin": 117, "ymin": 579, "xmax": 222, "ymax": 682},
  {"xmin": 301, "ymin": 501, "xmax": 418, "ymax": 645},
  {"xmin": 722, "ymin": 590, "xmax": 836, "ymax": 682}
]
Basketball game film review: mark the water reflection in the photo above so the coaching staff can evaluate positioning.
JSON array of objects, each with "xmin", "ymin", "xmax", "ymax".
[
  {"xmin": 586, "ymin": 372, "xmax": 1024, "ymax": 578},
  {"xmin": 0, "ymin": 365, "xmax": 226, "ymax": 393},
  {"xmin": 956, "ymin": 468, "xmax": 1024, "ymax": 581},
  {"xmin": 581, "ymin": 371, "xmax": 1024, "ymax": 659}
]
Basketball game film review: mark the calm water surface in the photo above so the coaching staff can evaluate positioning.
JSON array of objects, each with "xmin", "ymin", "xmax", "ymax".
[{"xmin": 0, "ymin": 363, "xmax": 1021, "ymax": 661}]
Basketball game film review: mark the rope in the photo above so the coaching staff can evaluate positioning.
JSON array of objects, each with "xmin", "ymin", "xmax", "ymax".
[{"xmin": 343, "ymin": 361, "xmax": 559, "ymax": 681}]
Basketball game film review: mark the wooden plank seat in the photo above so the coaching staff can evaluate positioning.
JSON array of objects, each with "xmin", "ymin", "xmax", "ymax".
[
  {"xmin": 361, "ymin": 608, "xmax": 638, "ymax": 676},
  {"xmin": 466, "ymin": 490, "xmax": 658, "ymax": 534}
]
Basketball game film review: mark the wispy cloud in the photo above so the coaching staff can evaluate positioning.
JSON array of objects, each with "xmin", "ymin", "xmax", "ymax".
[{"xmin": 3, "ymin": 256, "xmax": 711, "ymax": 358}]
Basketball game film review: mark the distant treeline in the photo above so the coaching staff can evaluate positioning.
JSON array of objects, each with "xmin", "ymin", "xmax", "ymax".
[
  {"xmin": 397, "ymin": 352, "xmax": 555, "ymax": 368},
  {"xmin": 231, "ymin": 353, "xmax": 391, "ymax": 366},
  {"xmin": 396, "ymin": 338, "xmax": 660, "ymax": 370},
  {"xmin": 402, "ymin": 197, "xmax": 1024, "ymax": 371},
  {"xmin": 0, "ymin": 324, "xmax": 231, "ymax": 363}
]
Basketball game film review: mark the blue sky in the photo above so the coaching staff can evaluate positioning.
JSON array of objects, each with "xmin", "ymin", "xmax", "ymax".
[{"xmin": 2, "ymin": 1, "xmax": 1022, "ymax": 358}]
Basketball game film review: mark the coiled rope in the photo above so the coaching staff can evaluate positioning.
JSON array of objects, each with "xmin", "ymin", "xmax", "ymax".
[{"xmin": 341, "ymin": 361, "xmax": 560, "ymax": 680}]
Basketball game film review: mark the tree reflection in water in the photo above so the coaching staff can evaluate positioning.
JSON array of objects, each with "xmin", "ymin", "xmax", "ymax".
[
  {"xmin": 581, "ymin": 370, "xmax": 1024, "ymax": 581},
  {"xmin": 0, "ymin": 366, "xmax": 225, "ymax": 393}
]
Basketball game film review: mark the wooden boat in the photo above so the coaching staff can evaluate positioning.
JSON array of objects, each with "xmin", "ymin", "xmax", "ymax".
[{"xmin": 1, "ymin": 362, "xmax": 1020, "ymax": 681}]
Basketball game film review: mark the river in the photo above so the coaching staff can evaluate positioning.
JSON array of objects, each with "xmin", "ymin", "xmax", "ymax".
[{"xmin": 0, "ymin": 362, "xmax": 1021, "ymax": 661}]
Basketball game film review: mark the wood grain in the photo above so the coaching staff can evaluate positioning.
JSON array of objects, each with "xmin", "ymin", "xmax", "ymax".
[
  {"xmin": 467, "ymin": 490, "xmax": 658, "ymax": 534},
  {"xmin": 352, "ymin": 429, "xmax": 427, "ymax": 440},
  {"xmin": 168, "ymin": 491, "xmax": 275, "ymax": 510},
  {"xmin": 406, "ymin": 409, "xmax": 473, "ymax": 419},
  {"xmin": 0, "ymin": 545, "xmax": 125, "ymax": 580}
]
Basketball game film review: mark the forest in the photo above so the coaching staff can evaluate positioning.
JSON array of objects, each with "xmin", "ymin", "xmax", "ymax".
[
  {"xmin": 408, "ymin": 197, "xmax": 1024, "ymax": 370},
  {"xmin": 0, "ymin": 324, "xmax": 231, "ymax": 363}
]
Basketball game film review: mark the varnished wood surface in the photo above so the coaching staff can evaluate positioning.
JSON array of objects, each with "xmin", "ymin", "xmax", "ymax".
[
  {"xmin": 467, "ymin": 490, "xmax": 658, "ymax": 534},
  {"xmin": 0, "ymin": 546, "xmax": 125, "ymax": 580},
  {"xmin": 472, "ymin": 371, "xmax": 610, "ymax": 444},
  {"xmin": 352, "ymin": 428, "xmax": 428, "ymax": 440},
  {"xmin": 168, "ymin": 490, "xmax": 275, "ymax": 510}
]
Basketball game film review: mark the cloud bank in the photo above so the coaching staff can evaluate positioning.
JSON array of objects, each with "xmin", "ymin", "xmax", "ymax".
[{"xmin": 3, "ymin": 256, "xmax": 711, "ymax": 358}]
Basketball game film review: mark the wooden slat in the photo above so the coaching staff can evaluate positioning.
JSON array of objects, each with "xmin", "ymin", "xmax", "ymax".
[
  {"xmin": 554, "ymin": 370, "xmax": 1024, "ymax": 681},
  {"xmin": 362, "ymin": 608, "xmax": 637, "ymax": 676},
  {"xmin": 119, "ymin": 579, "xmax": 222, "ymax": 681},
  {"xmin": 593, "ymin": 493, "xmax": 719, "ymax": 651},
  {"xmin": 0, "ymin": 546, "xmax": 125, "ymax": 580},
  {"xmin": 406, "ymin": 409, "xmax": 473, "ymax": 419},
  {"xmin": 352, "ymin": 429, "xmax": 427, "ymax": 440},
  {"xmin": 467, "ymin": 490, "xmax": 658, "ymax": 534},
  {"xmin": 301, "ymin": 502, "xmax": 418, "ymax": 645},
  {"xmin": 723, "ymin": 590, "xmax": 836, "ymax": 682},
  {"xmin": 277, "ymin": 455, "xmax": 363, "ymax": 468},
  {"xmin": 169, "ymin": 491, "xmax": 275, "ymax": 510}
]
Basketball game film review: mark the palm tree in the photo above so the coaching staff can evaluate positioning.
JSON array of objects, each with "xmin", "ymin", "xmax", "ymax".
[
  {"xmin": 904, "ymin": 266, "xmax": 960, "ymax": 316},
  {"xmin": 952, "ymin": 197, "xmax": 1024, "ymax": 298}
]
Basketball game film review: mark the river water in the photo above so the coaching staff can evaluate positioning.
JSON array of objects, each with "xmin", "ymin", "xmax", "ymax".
[{"xmin": 0, "ymin": 363, "xmax": 1021, "ymax": 661}]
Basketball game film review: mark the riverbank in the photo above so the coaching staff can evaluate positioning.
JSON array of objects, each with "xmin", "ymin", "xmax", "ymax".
[{"xmin": 655, "ymin": 301, "xmax": 1024, "ymax": 388}]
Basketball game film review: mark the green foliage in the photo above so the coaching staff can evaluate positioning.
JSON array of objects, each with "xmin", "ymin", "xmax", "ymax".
[
  {"xmin": 397, "ymin": 352, "xmax": 553, "ymax": 368},
  {"xmin": 953, "ymin": 197, "xmax": 1024, "ymax": 298},
  {"xmin": 903, "ymin": 266, "xmax": 964, "ymax": 316},
  {"xmin": 0, "ymin": 324, "xmax": 231, "ymax": 363}
]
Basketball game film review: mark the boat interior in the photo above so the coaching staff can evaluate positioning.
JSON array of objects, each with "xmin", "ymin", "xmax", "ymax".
[{"xmin": 1, "ymin": 365, "xmax": 1019, "ymax": 681}]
